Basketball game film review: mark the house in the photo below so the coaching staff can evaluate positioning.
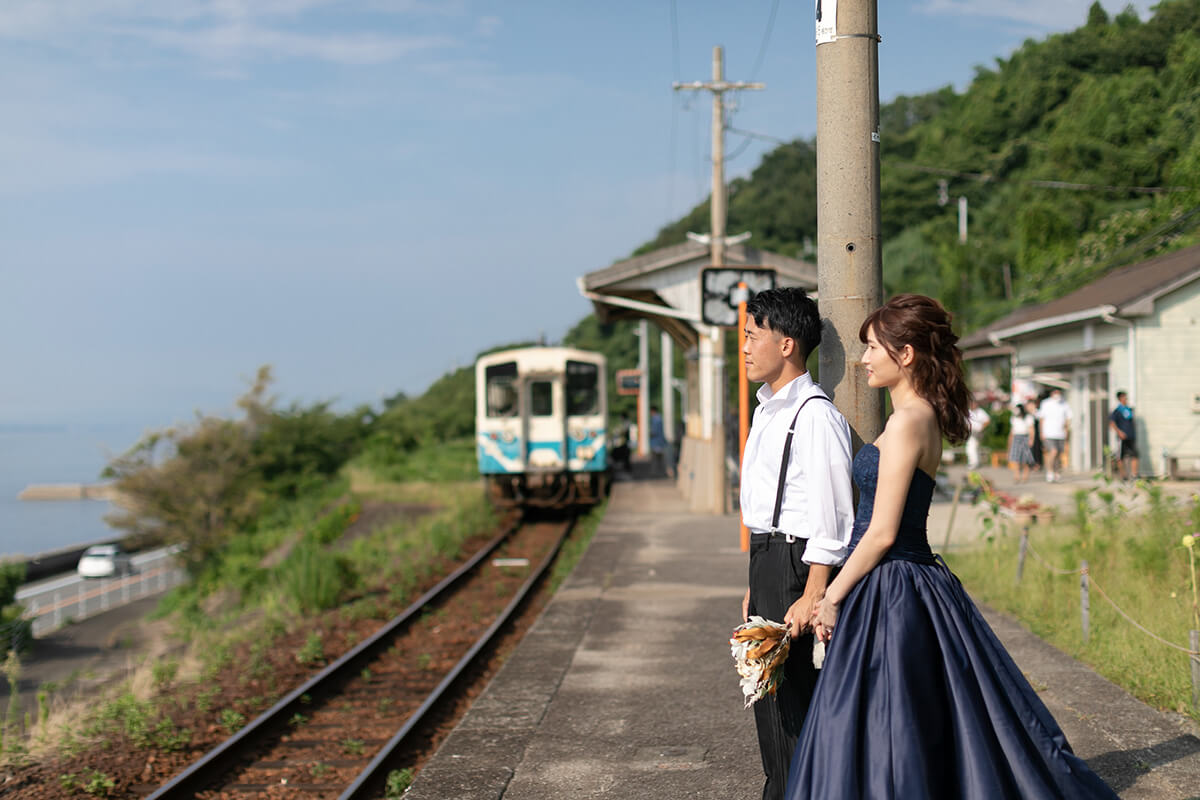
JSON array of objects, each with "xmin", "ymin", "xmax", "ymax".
[{"xmin": 960, "ymin": 243, "xmax": 1200, "ymax": 477}]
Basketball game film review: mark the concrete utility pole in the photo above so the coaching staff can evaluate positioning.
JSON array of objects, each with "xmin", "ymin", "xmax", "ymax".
[
  {"xmin": 637, "ymin": 319, "xmax": 650, "ymax": 457},
  {"xmin": 815, "ymin": 0, "xmax": 884, "ymax": 444},
  {"xmin": 675, "ymin": 46, "xmax": 763, "ymax": 511}
]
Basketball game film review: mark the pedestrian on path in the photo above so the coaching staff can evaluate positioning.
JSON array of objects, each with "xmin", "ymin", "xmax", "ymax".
[
  {"xmin": 965, "ymin": 396, "xmax": 990, "ymax": 469},
  {"xmin": 1007, "ymin": 403, "xmax": 1037, "ymax": 483},
  {"xmin": 1038, "ymin": 388, "xmax": 1071, "ymax": 481},
  {"xmin": 785, "ymin": 294, "xmax": 1118, "ymax": 800},
  {"xmin": 1109, "ymin": 390, "xmax": 1138, "ymax": 481},
  {"xmin": 739, "ymin": 287, "xmax": 854, "ymax": 800}
]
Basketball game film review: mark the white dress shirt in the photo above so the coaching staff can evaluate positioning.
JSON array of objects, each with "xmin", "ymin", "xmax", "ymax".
[{"xmin": 739, "ymin": 372, "xmax": 854, "ymax": 566}]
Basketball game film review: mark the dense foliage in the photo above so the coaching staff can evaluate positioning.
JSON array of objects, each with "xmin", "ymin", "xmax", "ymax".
[{"xmin": 640, "ymin": 0, "xmax": 1200, "ymax": 330}]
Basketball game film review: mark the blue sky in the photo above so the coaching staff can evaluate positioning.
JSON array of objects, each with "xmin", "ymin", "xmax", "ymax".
[{"xmin": 0, "ymin": 0, "xmax": 1154, "ymax": 427}]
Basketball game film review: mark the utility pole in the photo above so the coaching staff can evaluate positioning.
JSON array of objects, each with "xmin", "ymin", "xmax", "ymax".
[
  {"xmin": 675, "ymin": 46, "xmax": 763, "ymax": 512},
  {"xmin": 815, "ymin": 0, "xmax": 884, "ymax": 444}
]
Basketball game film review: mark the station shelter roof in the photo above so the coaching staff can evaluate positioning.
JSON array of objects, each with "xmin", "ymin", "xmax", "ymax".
[{"xmin": 577, "ymin": 239, "xmax": 817, "ymax": 347}]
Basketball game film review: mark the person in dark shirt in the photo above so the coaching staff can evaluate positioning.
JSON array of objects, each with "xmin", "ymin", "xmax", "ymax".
[{"xmin": 1108, "ymin": 391, "xmax": 1138, "ymax": 481}]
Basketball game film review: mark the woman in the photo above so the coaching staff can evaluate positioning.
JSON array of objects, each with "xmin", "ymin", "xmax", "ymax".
[
  {"xmin": 1008, "ymin": 402, "xmax": 1037, "ymax": 483},
  {"xmin": 784, "ymin": 295, "xmax": 1117, "ymax": 800}
]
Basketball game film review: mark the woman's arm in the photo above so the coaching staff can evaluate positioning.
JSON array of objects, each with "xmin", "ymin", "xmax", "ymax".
[{"xmin": 813, "ymin": 408, "xmax": 926, "ymax": 637}]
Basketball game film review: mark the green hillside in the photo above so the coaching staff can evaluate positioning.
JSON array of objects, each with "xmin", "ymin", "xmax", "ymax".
[{"xmin": 642, "ymin": 0, "xmax": 1200, "ymax": 329}]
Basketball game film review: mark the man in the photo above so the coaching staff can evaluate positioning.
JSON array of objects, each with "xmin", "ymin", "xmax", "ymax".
[
  {"xmin": 739, "ymin": 287, "xmax": 854, "ymax": 800},
  {"xmin": 965, "ymin": 396, "xmax": 991, "ymax": 470},
  {"xmin": 1038, "ymin": 388, "xmax": 1072, "ymax": 482},
  {"xmin": 1109, "ymin": 391, "xmax": 1138, "ymax": 481},
  {"xmin": 649, "ymin": 405, "xmax": 673, "ymax": 477}
]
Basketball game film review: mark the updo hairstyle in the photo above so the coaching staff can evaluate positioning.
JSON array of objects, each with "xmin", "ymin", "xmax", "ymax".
[{"xmin": 858, "ymin": 294, "xmax": 971, "ymax": 444}]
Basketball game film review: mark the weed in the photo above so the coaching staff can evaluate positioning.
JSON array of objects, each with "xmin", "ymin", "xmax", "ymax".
[
  {"xmin": 82, "ymin": 769, "xmax": 116, "ymax": 797},
  {"xmin": 218, "ymin": 708, "xmax": 246, "ymax": 733},
  {"xmin": 151, "ymin": 659, "xmax": 180, "ymax": 689},
  {"xmin": 153, "ymin": 718, "xmax": 191, "ymax": 751},
  {"xmin": 385, "ymin": 767, "xmax": 415, "ymax": 798},
  {"xmin": 290, "ymin": 712, "xmax": 308, "ymax": 727},
  {"xmin": 311, "ymin": 761, "xmax": 331, "ymax": 779},
  {"xmin": 342, "ymin": 737, "xmax": 366, "ymax": 756},
  {"xmin": 416, "ymin": 652, "xmax": 432, "ymax": 670},
  {"xmin": 377, "ymin": 697, "xmax": 392, "ymax": 714},
  {"xmin": 296, "ymin": 631, "xmax": 325, "ymax": 665},
  {"xmin": 360, "ymin": 667, "xmax": 372, "ymax": 681},
  {"xmin": 195, "ymin": 686, "xmax": 219, "ymax": 713}
]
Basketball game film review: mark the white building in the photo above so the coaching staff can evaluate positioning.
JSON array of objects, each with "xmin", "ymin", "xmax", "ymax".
[{"xmin": 961, "ymin": 243, "xmax": 1200, "ymax": 478}]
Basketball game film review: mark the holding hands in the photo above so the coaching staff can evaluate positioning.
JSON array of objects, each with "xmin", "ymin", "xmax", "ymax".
[{"xmin": 811, "ymin": 596, "xmax": 839, "ymax": 643}]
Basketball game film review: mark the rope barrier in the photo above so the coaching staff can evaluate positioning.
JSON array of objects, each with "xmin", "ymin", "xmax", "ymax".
[{"xmin": 1019, "ymin": 532, "xmax": 1199, "ymax": 657}]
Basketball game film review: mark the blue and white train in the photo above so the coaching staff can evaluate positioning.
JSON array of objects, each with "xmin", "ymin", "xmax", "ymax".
[{"xmin": 475, "ymin": 347, "xmax": 608, "ymax": 506}]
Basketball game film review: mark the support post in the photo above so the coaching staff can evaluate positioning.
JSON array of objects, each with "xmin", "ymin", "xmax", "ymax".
[
  {"xmin": 1190, "ymin": 630, "xmax": 1199, "ymax": 709},
  {"xmin": 815, "ymin": 0, "xmax": 884, "ymax": 444},
  {"xmin": 661, "ymin": 331, "xmax": 675, "ymax": 449},
  {"xmin": 637, "ymin": 320, "xmax": 650, "ymax": 457},
  {"xmin": 1016, "ymin": 527, "xmax": 1029, "ymax": 584},
  {"xmin": 736, "ymin": 281, "xmax": 751, "ymax": 551},
  {"xmin": 1080, "ymin": 561, "xmax": 1090, "ymax": 644}
]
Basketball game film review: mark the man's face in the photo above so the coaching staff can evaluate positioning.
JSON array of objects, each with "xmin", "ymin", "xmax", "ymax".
[{"xmin": 744, "ymin": 315, "xmax": 788, "ymax": 386}]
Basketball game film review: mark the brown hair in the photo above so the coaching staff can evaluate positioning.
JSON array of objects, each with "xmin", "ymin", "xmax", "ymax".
[{"xmin": 859, "ymin": 294, "xmax": 971, "ymax": 444}]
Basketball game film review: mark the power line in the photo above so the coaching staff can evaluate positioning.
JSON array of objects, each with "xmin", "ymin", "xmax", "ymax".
[
  {"xmin": 891, "ymin": 161, "xmax": 1195, "ymax": 194},
  {"xmin": 748, "ymin": 0, "xmax": 782, "ymax": 82}
]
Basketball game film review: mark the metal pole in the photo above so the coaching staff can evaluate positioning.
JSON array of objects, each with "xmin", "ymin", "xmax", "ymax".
[
  {"xmin": 638, "ymin": 320, "xmax": 650, "ymax": 457},
  {"xmin": 815, "ymin": 0, "xmax": 884, "ymax": 445},
  {"xmin": 661, "ymin": 331, "xmax": 675, "ymax": 447},
  {"xmin": 1016, "ymin": 528, "xmax": 1029, "ymax": 583},
  {"xmin": 1080, "ymin": 561, "xmax": 1090, "ymax": 644},
  {"xmin": 736, "ymin": 281, "xmax": 751, "ymax": 551}
]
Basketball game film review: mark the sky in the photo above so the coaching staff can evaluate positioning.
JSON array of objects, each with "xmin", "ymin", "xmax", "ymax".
[{"xmin": 0, "ymin": 0, "xmax": 1156, "ymax": 428}]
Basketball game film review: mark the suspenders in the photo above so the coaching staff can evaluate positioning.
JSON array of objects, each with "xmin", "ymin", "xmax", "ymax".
[{"xmin": 768, "ymin": 394, "xmax": 834, "ymax": 542}]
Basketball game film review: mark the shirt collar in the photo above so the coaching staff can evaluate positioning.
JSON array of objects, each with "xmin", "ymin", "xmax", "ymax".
[{"xmin": 755, "ymin": 371, "xmax": 814, "ymax": 406}]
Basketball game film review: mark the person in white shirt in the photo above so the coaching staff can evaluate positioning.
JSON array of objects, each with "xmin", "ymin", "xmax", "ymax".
[
  {"xmin": 739, "ymin": 287, "xmax": 854, "ymax": 800},
  {"xmin": 1037, "ymin": 388, "xmax": 1072, "ymax": 482},
  {"xmin": 965, "ymin": 397, "xmax": 990, "ymax": 469}
]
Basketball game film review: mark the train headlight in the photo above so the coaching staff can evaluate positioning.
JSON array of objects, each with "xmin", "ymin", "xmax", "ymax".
[{"xmin": 576, "ymin": 445, "xmax": 595, "ymax": 460}]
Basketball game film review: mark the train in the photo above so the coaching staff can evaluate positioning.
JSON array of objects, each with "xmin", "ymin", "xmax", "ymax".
[{"xmin": 475, "ymin": 346, "xmax": 609, "ymax": 506}]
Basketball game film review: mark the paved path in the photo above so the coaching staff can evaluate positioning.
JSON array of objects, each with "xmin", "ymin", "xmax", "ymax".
[{"xmin": 407, "ymin": 473, "xmax": 1200, "ymax": 800}]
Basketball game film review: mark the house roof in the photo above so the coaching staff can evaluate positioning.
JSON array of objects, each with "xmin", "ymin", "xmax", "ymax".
[
  {"xmin": 578, "ymin": 240, "xmax": 817, "ymax": 347},
  {"xmin": 961, "ymin": 242, "xmax": 1200, "ymax": 349}
]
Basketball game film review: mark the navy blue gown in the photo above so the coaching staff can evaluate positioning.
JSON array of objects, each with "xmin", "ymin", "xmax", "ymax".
[{"xmin": 785, "ymin": 444, "xmax": 1118, "ymax": 799}]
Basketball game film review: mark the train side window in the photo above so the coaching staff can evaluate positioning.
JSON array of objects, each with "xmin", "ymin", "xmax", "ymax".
[
  {"xmin": 566, "ymin": 360, "xmax": 599, "ymax": 416},
  {"xmin": 529, "ymin": 381, "xmax": 554, "ymax": 417},
  {"xmin": 486, "ymin": 362, "xmax": 519, "ymax": 417}
]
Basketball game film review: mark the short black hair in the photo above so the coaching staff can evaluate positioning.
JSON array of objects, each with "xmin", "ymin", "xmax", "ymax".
[
  {"xmin": 745, "ymin": 287, "xmax": 821, "ymax": 360},
  {"xmin": 1116, "ymin": 390, "xmax": 1128, "ymax": 399}
]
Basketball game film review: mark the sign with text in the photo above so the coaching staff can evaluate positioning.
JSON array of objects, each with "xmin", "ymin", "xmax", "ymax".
[
  {"xmin": 615, "ymin": 369, "xmax": 641, "ymax": 396},
  {"xmin": 700, "ymin": 267, "xmax": 777, "ymax": 327}
]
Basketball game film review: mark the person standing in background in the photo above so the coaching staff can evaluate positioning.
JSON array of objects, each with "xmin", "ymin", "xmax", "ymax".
[
  {"xmin": 1109, "ymin": 391, "xmax": 1138, "ymax": 482},
  {"xmin": 965, "ymin": 397, "xmax": 990, "ymax": 469},
  {"xmin": 1037, "ymin": 388, "xmax": 1071, "ymax": 482}
]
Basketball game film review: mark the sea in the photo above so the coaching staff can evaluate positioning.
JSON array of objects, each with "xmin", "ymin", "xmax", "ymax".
[{"xmin": 0, "ymin": 424, "xmax": 147, "ymax": 559}]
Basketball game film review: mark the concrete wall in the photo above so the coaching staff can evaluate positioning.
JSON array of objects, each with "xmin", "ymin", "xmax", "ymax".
[{"xmin": 1133, "ymin": 281, "xmax": 1200, "ymax": 474}]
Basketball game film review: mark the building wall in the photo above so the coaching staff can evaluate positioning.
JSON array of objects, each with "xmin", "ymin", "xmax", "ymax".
[{"xmin": 1133, "ymin": 281, "xmax": 1200, "ymax": 474}]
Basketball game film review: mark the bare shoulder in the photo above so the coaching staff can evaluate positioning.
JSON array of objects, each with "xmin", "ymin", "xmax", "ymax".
[{"xmin": 883, "ymin": 403, "xmax": 936, "ymax": 439}]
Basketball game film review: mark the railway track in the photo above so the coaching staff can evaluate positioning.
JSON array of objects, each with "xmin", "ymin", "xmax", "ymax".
[{"xmin": 144, "ymin": 515, "xmax": 576, "ymax": 800}]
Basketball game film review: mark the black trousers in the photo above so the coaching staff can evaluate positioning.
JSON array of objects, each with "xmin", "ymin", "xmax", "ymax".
[{"xmin": 747, "ymin": 533, "xmax": 821, "ymax": 800}]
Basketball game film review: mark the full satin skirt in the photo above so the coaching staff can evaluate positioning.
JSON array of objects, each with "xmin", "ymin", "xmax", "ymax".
[{"xmin": 785, "ymin": 558, "xmax": 1118, "ymax": 800}]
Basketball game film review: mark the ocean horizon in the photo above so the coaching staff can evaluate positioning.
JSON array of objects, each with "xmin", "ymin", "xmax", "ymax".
[{"xmin": 0, "ymin": 423, "xmax": 148, "ymax": 559}]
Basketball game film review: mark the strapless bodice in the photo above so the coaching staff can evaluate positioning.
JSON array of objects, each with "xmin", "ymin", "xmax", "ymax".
[{"xmin": 848, "ymin": 444, "xmax": 937, "ymax": 563}]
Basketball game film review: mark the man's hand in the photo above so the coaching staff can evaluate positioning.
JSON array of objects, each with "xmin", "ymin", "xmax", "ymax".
[
  {"xmin": 742, "ymin": 587, "xmax": 750, "ymax": 623},
  {"xmin": 783, "ymin": 589, "xmax": 822, "ymax": 638}
]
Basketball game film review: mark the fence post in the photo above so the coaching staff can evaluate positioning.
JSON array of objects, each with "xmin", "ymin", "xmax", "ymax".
[
  {"xmin": 1015, "ymin": 527, "xmax": 1029, "ymax": 584},
  {"xmin": 1080, "ymin": 561, "xmax": 1090, "ymax": 645},
  {"xmin": 1191, "ymin": 630, "xmax": 1199, "ymax": 710}
]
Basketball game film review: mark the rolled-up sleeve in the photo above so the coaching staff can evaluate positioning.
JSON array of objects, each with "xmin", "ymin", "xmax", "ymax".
[{"xmin": 799, "ymin": 405, "xmax": 854, "ymax": 566}]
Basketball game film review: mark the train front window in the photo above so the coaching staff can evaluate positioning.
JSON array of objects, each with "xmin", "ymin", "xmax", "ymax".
[
  {"xmin": 566, "ymin": 360, "xmax": 599, "ymax": 416},
  {"xmin": 485, "ymin": 362, "xmax": 518, "ymax": 417},
  {"xmin": 529, "ymin": 381, "xmax": 554, "ymax": 417}
]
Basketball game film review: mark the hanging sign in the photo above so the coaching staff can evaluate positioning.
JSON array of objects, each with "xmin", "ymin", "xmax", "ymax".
[
  {"xmin": 700, "ymin": 267, "xmax": 777, "ymax": 327},
  {"xmin": 815, "ymin": 0, "xmax": 838, "ymax": 45}
]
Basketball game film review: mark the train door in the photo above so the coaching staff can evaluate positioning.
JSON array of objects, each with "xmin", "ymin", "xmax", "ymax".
[
  {"xmin": 565, "ymin": 360, "xmax": 602, "ymax": 470},
  {"xmin": 523, "ymin": 375, "xmax": 563, "ymax": 470}
]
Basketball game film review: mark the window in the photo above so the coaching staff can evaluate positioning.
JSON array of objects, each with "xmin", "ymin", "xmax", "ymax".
[
  {"xmin": 530, "ymin": 381, "xmax": 554, "ymax": 417},
  {"xmin": 566, "ymin": 360, "xmax": 599, "ymax": 416},
  {"xmin": 485, "ymin": 362, "xmax": 518, "ymax": 417}
]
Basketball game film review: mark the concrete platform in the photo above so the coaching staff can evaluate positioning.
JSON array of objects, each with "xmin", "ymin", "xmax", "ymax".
[{"xmin": 406, "ymin": 474, "xmax": 1200, "ymax": 800}]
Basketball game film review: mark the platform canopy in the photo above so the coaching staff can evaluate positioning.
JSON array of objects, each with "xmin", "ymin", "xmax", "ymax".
[{"xmin": 577, "ymin": 239, "xmax": 817, "ymax": 343}]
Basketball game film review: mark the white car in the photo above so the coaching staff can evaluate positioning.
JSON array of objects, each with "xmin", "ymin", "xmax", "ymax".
[{"xmin": 76, "ymin": 545, "xmax": 133, "ymax": 579}]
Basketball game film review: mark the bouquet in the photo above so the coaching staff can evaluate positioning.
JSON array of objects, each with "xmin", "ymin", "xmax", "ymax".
[{"xmin": 730, "ymin": 616, "xmax": 791, "ymax": 708}]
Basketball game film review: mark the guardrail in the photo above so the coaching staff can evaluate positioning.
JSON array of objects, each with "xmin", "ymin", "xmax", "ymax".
[{"xmin": 15, "ymin": 548, "xmax": 188, "ymax": 636}]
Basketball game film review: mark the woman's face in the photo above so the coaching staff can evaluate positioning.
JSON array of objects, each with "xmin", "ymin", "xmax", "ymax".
[{"xmin": 861, "ymin": 325, "xmax": 904, "ymax": 389}]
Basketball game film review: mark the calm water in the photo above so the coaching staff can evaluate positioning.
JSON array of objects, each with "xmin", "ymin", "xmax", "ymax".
[{"xmin": 0, "ymin": 424, "xmax": 146, "ymax": 558}]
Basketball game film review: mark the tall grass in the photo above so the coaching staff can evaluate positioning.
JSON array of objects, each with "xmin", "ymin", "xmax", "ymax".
[{"xmin": 946, "ymin": 483, "xmax": 1200, "ymax": 720}]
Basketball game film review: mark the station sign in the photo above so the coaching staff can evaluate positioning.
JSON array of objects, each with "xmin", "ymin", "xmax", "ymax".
[
  {"xmin": 700, "ymin": 267, "xmax": 777, "ymax": 327},
  {"xmin": 615, "ymin": 369, "xmax": 641, "ymax": 395}
]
